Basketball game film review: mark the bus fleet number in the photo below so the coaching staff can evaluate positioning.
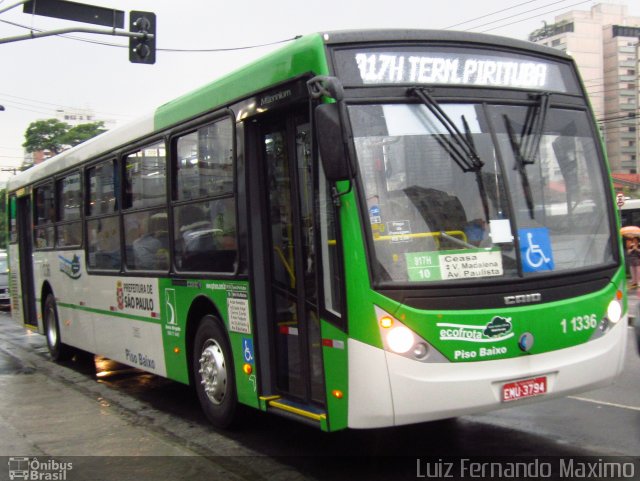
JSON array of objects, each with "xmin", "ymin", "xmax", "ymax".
[{"xmin": 560, "ymin": 314, "xmax": 597, "ymax": 333}]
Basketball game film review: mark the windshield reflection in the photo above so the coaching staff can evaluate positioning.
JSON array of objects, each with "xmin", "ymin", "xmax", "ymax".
[{"xmin": 349, "ymin": 102, "xmax": 613, "ymax": 284}]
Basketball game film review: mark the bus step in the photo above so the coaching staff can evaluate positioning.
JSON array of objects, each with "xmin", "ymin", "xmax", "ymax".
[{"xmin": 262, "ymin": 396, "xmax": 327, "ymax": 426}]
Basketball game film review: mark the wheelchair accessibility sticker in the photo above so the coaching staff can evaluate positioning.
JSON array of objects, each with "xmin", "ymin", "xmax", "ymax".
[
  {"xmin": 519, "ymin": 227, "xmax": 554, "ymax": 272},
  {"xmin": 242, "ymin": 338, "xmax": 254, "ymax": 363}
]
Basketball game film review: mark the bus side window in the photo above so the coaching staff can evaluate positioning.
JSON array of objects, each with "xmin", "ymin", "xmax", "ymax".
[
  {"xmin": 56, "ymin": 171, "xmax": 82, "ymax": 248},
  {"xmin": 86, "ymin": 159, "xmax": 121, "ymax": 270},
  {"xmin": 122, "ymin": 141, "xmax": 168, "ymax": 272},
  {"xmin": 173, "ymin": 116, "xmax": 237, "ymax": 273},
  {"xmin": 34, "ymin": 183, "xmax": 55, "ymax": 249}
]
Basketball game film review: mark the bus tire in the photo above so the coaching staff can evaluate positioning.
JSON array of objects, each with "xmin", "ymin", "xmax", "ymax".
[
  {"xmin": 192, "ymin": 315, "xmax": 237, "ymax": 428},
  {"xmin": 44, "ymin": 294, "xmax": 73, "ymax": 361}
]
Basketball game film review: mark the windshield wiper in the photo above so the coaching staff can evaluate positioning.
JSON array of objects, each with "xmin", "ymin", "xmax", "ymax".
[
  {"xmin": 521, "ymin": 92, "xmax": 550, "ymax": 165},
  {"xmin": 410, "ymin": 87, "xmax": 484, "ymax": 172},
  {"xmin": 410, "ymin": 87, "xmax": 489, "ymax": 221},
  {"xmin": 503, "ymin": 93, "xmax": 551, "ymax": 219}
]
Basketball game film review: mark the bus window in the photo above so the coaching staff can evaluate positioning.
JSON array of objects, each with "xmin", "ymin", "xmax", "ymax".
[
  {"xmin": 319, "ymin": 164, "xmax": 343, "ymax": 318},
  {"xmin": 123, "ymin": 141, "xmax": 168, "ymax": 271},
  {"xmin": 175, "ymin": 118, "xmax": 233, "ymax": 200},
  {"xmin": 173, "ymin": 117, "xmax": 237, "ymax": 273},
  {"xmin": 124, "ymin": 141, "xmax": 166, "ymax": 209},
  {"xmin": 34, "ymin": 183, "xmax": 55, "ymax": 249},
  {"xmin": 87, "ymin": 160, "xmax": 120, "ymax": 269},
  {"xmin": 174, "ymin": 199, "xmax": 237, "ymax": 272},
  {"xmin": 56, "ymin": 171, "xmax": 82, "ymax": 248},
  {"xmin": 87, "ymin": 160, "xmax": 117, "ymax": 216},
  {"xmin": 620, "ymin": 199, "xmax": 640, "ymax": 227},
  {"xmin": 124, "ymin": 209, "xmax": 169, "ymax": 271}
]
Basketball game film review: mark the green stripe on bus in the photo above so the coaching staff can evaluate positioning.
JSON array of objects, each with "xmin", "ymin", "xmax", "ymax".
[{"xmin": 57, "ymin": 302, "xmax": 159, "ymax": 324}]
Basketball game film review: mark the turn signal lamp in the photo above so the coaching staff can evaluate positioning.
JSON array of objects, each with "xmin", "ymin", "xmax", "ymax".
[
  {"xmin": 379, "ymin": 316, "xmax": 394, "ymax": 329},
  {"xmin": 243, "ymin": 363, "xmax": 253, "ymax": 375}
]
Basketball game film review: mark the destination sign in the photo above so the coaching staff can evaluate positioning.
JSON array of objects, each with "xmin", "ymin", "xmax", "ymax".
[{"xmin": 334, "ymin": 48, "xmax": 575, "ymax": 92}]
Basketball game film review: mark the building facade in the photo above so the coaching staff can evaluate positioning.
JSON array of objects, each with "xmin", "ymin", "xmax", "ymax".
[{"xmin": 529, "ymin": 3, "xmax": 640, "ymax": 174}]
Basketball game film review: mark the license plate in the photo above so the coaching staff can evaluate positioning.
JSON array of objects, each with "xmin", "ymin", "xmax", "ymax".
[{"xmin": 502, "ymin": 376, "xmax": 547, "ymax": 402}]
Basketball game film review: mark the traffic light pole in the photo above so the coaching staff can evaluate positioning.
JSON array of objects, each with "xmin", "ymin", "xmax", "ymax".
[
  {"xmin": 0, "ymin": 0, "xmax": 29, "ymax": 16},
  {"xmin": 0, "ymin": 26, "xmax": 153, "ymax": 45},
  {"xmin": 0, "ymin": 1, "xmax": 155, "ymax": 63}
]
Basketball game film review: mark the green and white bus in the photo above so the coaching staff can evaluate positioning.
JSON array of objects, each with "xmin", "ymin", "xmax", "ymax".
[{"xmin": 6, "ymin": 30, "xmax": 627, "ymax": 431}]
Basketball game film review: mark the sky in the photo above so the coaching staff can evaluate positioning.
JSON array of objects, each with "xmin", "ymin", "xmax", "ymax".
[{"xmin": 0, "ymin": 0, "xmax": 639, "ymax": 184}]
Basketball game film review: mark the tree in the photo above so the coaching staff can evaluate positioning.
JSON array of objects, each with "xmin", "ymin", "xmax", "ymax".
[
  {"xmin": 22, "ymin": 119, "xmax": 70, "ymax": 155},
  {"xmin": 22, "ymin": 119, "xmax": 105, "ymax": 155},
  {"xmin": 62, "ymin": 121, "xmax": 106, "ymax": 147},
  {"xmin": 21, "ymin": 119, "xmax": 107, "ymax": 170}
]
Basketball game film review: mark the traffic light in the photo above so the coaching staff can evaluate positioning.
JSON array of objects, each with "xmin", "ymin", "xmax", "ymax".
[{"xmin": 129, "ymin": 11, "xmax": 156, "ymax": 64}]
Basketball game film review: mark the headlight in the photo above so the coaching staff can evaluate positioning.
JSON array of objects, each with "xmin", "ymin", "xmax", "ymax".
[
  {"xmin": 375, "ymin": 306, "xmax": 446, "ymax": 363},
  {"xmin": 607, "ymin": 298, "xmax": 622, "ymax": 324},
  {"xmin": 386, "ymin": 326, "xmax": 414, "ymax": 354},
  {"xmin": 591, "ymin": 289, "xmax": 625, "ymax": 341}
]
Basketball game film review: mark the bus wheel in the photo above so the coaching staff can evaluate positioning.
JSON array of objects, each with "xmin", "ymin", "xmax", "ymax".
[
  {"xmin": 193, "ymin": 315, "xmax": 237, "ymax": 428},
  {"xmin": 44, "ymin": 294, "xmax": 73, "ymax": 361}
]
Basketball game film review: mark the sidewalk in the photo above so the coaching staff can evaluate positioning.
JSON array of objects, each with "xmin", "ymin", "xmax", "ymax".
[{"xmin": 0, "ymin": 318, "xmax": 306, "ymax": 481}]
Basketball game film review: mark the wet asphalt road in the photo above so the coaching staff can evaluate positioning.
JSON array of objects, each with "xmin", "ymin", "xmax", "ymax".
[{"xmin": 0, "ymin": 307, "xmax": 639, "ymax": 481}]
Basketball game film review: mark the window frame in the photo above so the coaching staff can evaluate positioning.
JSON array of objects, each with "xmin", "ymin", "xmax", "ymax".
[
  {"xmin": 85, "ymin": 157, "xmax": 121, "ymax": 272},
  {"xmin": 169, "ymin": 112, "xmax": 239, "ymax": 275},
  {"xmin": 33, "ymin": 181, "xmax": 55, "ymax": 250},
  {"xmin": 55, "ymin": 169, "xmax": 83, "ymax": 249},
  {"xmin": 121, "ymin": 138, "xmax": 170, "ymax": 273}
]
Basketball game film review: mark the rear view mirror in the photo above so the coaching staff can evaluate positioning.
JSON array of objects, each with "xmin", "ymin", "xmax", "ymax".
[{"xmin": 315, "ymin": 103, "xmax": 350, "ymax": 182}]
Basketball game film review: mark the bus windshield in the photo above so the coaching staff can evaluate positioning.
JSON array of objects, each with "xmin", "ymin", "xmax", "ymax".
[{"xmin": 350, "ymin": 101, "xmax": 614, "ymax": 284}]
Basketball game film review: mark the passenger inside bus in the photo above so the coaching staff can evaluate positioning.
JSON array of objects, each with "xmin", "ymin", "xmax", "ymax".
[{"xmin": 132, "ymin": 213, "xmax": 169, "ymax": 270}]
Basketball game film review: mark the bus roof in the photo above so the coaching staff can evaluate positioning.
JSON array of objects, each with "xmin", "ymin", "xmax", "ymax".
[
  {"xmin": 7, "ymin": 29, "xmax": 572, "ymax": 192},
  {"xmin": 621, "ymin": 198, "xmax": 640, "ymax": 210}
]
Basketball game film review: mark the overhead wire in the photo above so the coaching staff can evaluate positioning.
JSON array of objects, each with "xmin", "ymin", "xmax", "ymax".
[
  {"xmin": 442, "ymin": 0, "xmax": 540, "ymax": 29},
  {"xmin": 460, "ymin": 0, "xmax": 585, "ymax": 31},
  {"xmin": 0, "ymin": 17, "xmax": 300, "ymax": 52},
  {"xmin": 0, "ymin": 92, "xmax": 134, "ymax": 119},
  {"xmin": 479, "ymin": 0, "xmax": 595, "ymax": 33},
  {"xmin": 441, "ymin": 0, "xmax": 594, "ymax": 35}
]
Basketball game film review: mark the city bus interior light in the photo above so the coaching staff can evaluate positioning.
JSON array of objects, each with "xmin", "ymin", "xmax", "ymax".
[
  {"xmin": 607, "ymin": 299, "xmax": 622, "ymax": 324},
  {"xmin": 379, "ymin": 316, "xmax": 394, "ymax": 328}
]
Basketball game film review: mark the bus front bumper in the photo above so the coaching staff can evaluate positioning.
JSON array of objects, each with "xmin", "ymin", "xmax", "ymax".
[{"xmin": 347, "ymin": 316, "xmax": 627, "ymax": 429}]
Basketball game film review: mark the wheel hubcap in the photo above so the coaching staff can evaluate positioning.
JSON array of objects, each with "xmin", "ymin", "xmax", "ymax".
[{"xmin": 198, "ymin": 339, "xmax": 227, "ymax": 405}]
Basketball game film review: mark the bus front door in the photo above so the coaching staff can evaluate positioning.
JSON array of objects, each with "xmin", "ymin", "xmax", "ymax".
[
  {"xmin": 16, "ymin": 195, "xmax": 37, "ymax": 327},
  {"xmin": 255, "ymin": 111, "xmax": 325, "ymax": 408}
]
